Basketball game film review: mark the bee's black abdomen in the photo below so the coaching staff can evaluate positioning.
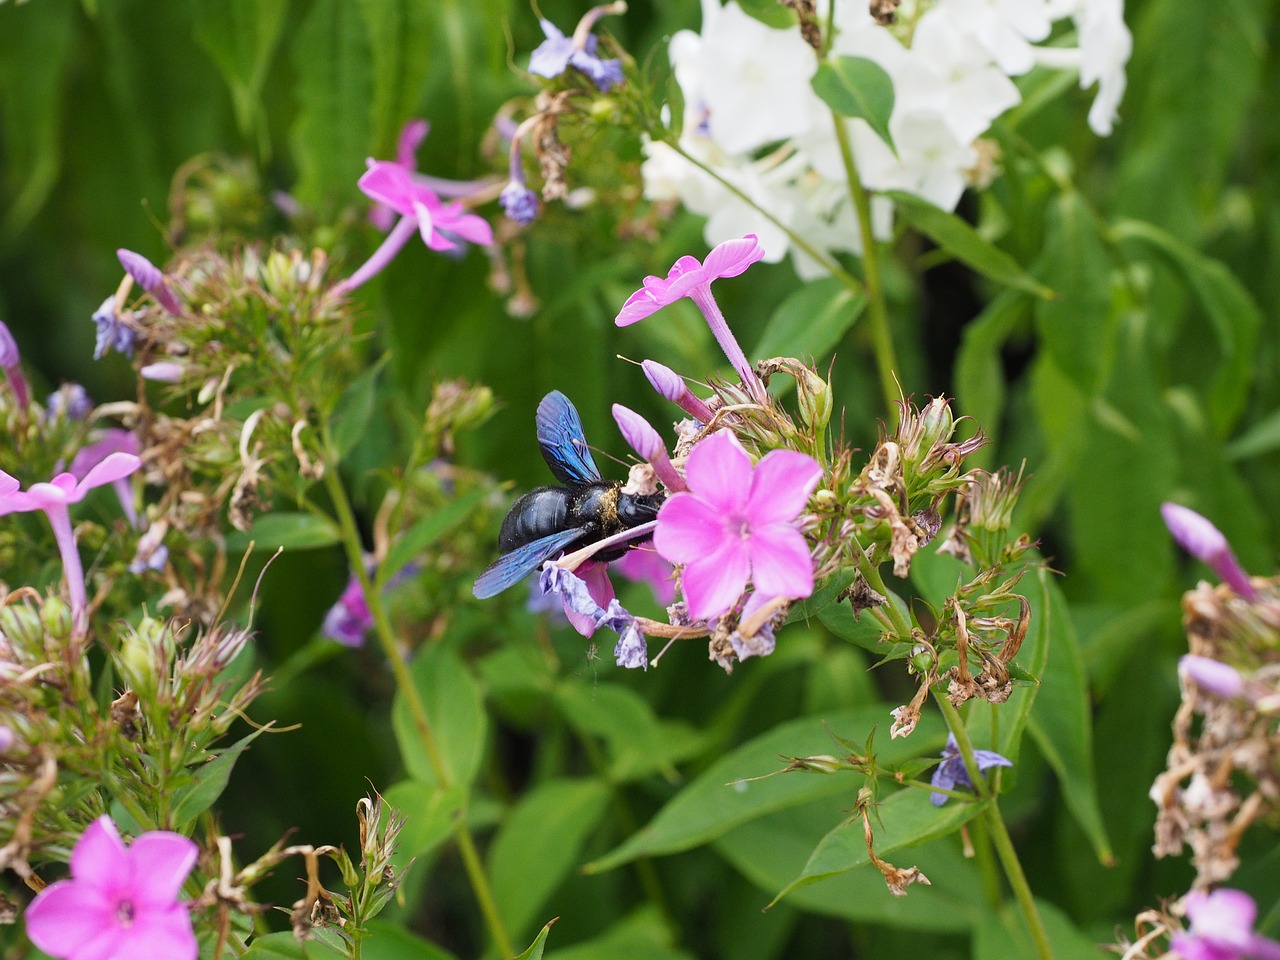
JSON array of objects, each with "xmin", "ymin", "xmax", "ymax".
[{"xmin": 499, "ymin": 486, "xmax": 574, "ymax": 552}]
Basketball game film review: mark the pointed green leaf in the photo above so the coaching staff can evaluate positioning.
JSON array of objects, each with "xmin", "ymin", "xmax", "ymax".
[
  {"xmin": 753, "ymin": 277, "xmax": 867, "ymax": 362},
  {"xmin": 193, "ymin": 0, "xmax": 287, "ymax": 152},
  {"xmin": 811, "ymin": 56, "xmax": 895, "ymax": 150},
  {"xmin": 226, "ymin": 512, "xmax": 340, "ymax": 552},
  {"xmin": 736, "ymin": 0, "xmax": 799, "ymax": 29},
  {"xmin": 377, "ymin": 487, "xmax": 488, "ymax": 587},
  {"xmin": 170, "ymin": 728, "xmax": 267, "ymax": 831},
  {"xmin": 392, "ymin": 644, "xmax": 487, "ymax": 790},
  {"xmin": 330, "ymin": 355, "xmax": 388, "ymax": 459},
  {"xmin": 511, "ymin": 919, "xmax": 558, "ymax": 960},
  {"xmin": 890, "ymin": 191, "xmax": 1053, "ymax": 299},
  {"xmin": 362, "ymin": 921, "xmax": 459, "ymax": 960}
]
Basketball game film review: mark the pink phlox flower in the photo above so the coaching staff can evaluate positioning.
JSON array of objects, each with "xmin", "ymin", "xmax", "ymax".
[
  {"xmin": 614, "ymin": 547, "xmax": 676, "ymax": 606},
  {"xmin": 1161, "ymin": 502, "xmax": 1258, "ymax": 600},
  {"xmin": 653, "ymin": 430, "xmax": 821, "ymax": 621},
  {"xmin": 358, "ymin": 161, "xmax": 493, "ymax": 252},
  {"xmin": 1172, "ymin": 888, "xmax": 1280, "ymax": 960},
  {"xmin": 69, "ymin": 430, "xmax": 142, "ymax": 529},
  {"xmin": 0, "ymin": 452, "xmax": 142, "ymax": 635},
  {"xmin": 616, "ymin": 235, "xmax": 767, "ymax": 403},
  {"xmin": 369, "ymin": 119, "xmax": 431, "ymax": 231},
  {"xmin": 24, "ymin": 815, "xmax": 198, "ymax": 960}
]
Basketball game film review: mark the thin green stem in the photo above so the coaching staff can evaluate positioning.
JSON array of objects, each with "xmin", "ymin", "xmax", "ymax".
[
  {"xmin": 319, "ymin": 428, "xmax": 515, "ymax": 959},
  {"xmin": 829, "ymin": 112, "xmax": 900, "ymax": 418},
  {"xmin": 934, "ymin": 696, "xmax": 1053, "ymax": 960}
]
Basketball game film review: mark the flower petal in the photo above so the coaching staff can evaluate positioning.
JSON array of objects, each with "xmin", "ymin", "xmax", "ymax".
[
  {"xmin": 71, "ymin": 816, "xmax": 130, "ymax": 892},
  {"xmin": 118, "ymin": 904, "xmax": 198, "ymax": 960},
  {"xmin": 973, "ymin": 748, "xmax": 1014, "ymax": 772},
  {"xmin": 929, "ymin": 757, "xmax": 961, "ymax": 806},
  {"xmin": 681, "ymin": 538, "xmax": 750, "ymax": 621},
  {"xmin": 1185, "ymin": 888, "xmax": 1258, "ymax": 940},
  {"xmin": 23, "ymin": 880, "xmax": 116, "ymax": 956},
  {"xmin": 700, "ymin": 235, "xmax": 764, "ymax": 280},
  {"xmin": 683, "ymin": 431, "xmax": 752, "ymax": 513},
  {"xmin": 76, "ymin": 452, "xmax": 142, "ymax": 496},
  {"xmin": 653, "ymin": 494, "xmax": 724, "ymax": 564},
  {"xmin": 615, "ymin": 287, "xmax": 666, "ymax": 326},
  {"xmin": 127, "ymin": 832, "xmax": 198, "ymax": 907},
  {"xmin": 745, "ymin": 449, "xmax": 822, "ymax": 525},
  {"xmin": 357, "ymin": 161, "xmax": 416, "ymax": 215},
  {"xmin": 0, "ymin": 469, "xmax": 18, "ymax": 497},
  {"xmin": 746, "ymin": 524, "xmax": 814, "ymax": 600}
]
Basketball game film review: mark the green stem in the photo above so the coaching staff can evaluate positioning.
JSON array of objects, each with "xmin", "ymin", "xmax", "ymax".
[
  {"xmin": 829, "ymin": 110, "xmax": 900, "ymax": 419},
  {"xmin": 319, "ymin": 429, "xmax": 515, "ymax": 959},
  {"xmin": 934, "ymin": 696, "xmax": 1053, "ymax": 960}
]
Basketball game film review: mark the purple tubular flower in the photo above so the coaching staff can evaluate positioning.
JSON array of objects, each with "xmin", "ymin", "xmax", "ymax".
[
  {"xmin": 91, "ymin": 297, "xmax": 136, "ymax": 361},
  {"xmin": 322, "ymin": 573, "xmax": 374, "ymax": 647},
  {"xmin": 117, "ymin": 249, "xmax": 182, "ymax": 315},
  {"xmin": 0, "ymin": 452, "xmax": 142, "ymax": 636},
  {"xmin": 1161, "ymin": 502, "xmax": 1258, "ymax": 600},
  {"xmin": 929, "ymin": 734, "xmax": 1013, "ymax": 806},
  {"xmin": 1179, "ymin": 654, "xmax": 1245, "ymax": 700},
  {"xmin": 642, "ymin": 359, "xmax": 715, "ymax": 423},
  {"xmin": 528, "ymin": 2, "xmax": 626, "ymax": 92},
  {"xmin": 47, "ymin": 384, "xmax": 93, "ymax": 421},
  {"xmin": 1172, "ymin": 888, "xmax": 1280, "ymax": 960},
  {"xmin": 612, "ymin": 403, "xmax": 688, "ymax": 492},
  {"xmin": 617, "ymin": 236, "xmax": 768, "ymax": 404},
  {"xmin": 0, "ymin": 321, "xmax": 30, "ymax": 411}
]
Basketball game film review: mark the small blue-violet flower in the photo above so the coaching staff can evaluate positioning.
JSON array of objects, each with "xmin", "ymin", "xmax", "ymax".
[
  {"xmin": 47, "ymin": 384, "xmax": 93, "ymax": 422},
  {"xmin": 539, "ymin": 562, "xmax": 647, "ymax": 668},
  {"xmin": 529, "ymin": 2, "xmax": 627, "ymax": 92},
  {"xmin": 91, "ymin": 297, "xmax": 136, "ymax": 361},
  {"xmin": 1161, "ymin": 501, "xmax": 1258, "ymax": 601},
  {"xmin": 929, "ymin": 733, "xmax": 1012, "ymax": 806}
]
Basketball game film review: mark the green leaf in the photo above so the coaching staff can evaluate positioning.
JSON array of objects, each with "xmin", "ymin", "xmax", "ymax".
[
  {"xmin": 362, "ymin": 920, "xmax": 459, "ymax": 960},
  {"xmin": 226, "ymin": 512, "xmax": 341, "ymax": 552},
  {"xmin": 771, "ymin": 788, "xmax": 983, "ymax": 905},
  {"xmin": 544, "ymin": 909, "xmax": 694, "ymax": 960},
  {"xmin": 890, "ymin": 192, "xmax": 1054, "ymax": 299},
  {"xmin": 391, "ymin": 643, "xmax": 487, "ymax": 790},
  {"xmin": 377, "ymin": 487, "xmax": 488, "ymax": 587},
  {"xmin": 753, "ymin": 278, "xmax": 867, "ymax": 362},
  {"xmin": 974, "ymin": 899, "xmax": 1109, "ymax": 960},
  {"xmin": 290, "ymin": 0, "xmax": 374, "ymax": 211},
  {"xmin": 489, "ymin": 778, "xmax": 611, "ymax": 939},
  {"xmin": 553, "ymin": 683, "xmax": 704, "ymax": 782},
  {"xmin": 954, "ymin": 289, "xmax": 1030, "ymax": 454},
  {"xmin": 511, "ymin": 919, "xmax": 558, "ymax": 960},
  {"xmin": 1113, "ymin": 218, "xmax": 1262, "ymax": 434},
  {"xmin": 1227, "ymin": 406, "xmax": 1280, "ymax": 460},
  {"xmin": 811, "ymin": 57, "xmax": 895, "ymax": 151},
  {"xmin": 330, "ymin": 356, "xmax": 388, "ymax": 460},
  {"xmin": 357, "ymin": 0, "xmax": 436, "ymax": 154},
  {"xmin": 1027, "ymin": 576, "xmax": 1113, "ymax": 865},
  {"xmin": 382, "ymin": 780, "xmax": 466, "ymax": 864},
  {"xmin": 735, "ymin": 0, "xmax": 799, "ymax": 29},
  {"xmin": 0, "ymin": 0, "xmax": 76, "ymax": 236},
  {"xmin": 240, "ymin": 932, "xmax": 346, "ymax": 960},
  {"xmin": 1032, "ymin": 192, "xmax": 1115, "ymax": 393},
  {"xmin": 170, "ymin": 728, "xmax": 266, "ymax": 831},
  {"xmin": 585, "ymin": 707, "xmax": 944, "ymax": 873},
  {"xmin": 193, "ymin": 0, "xmax": 287, "ymax": 153}
]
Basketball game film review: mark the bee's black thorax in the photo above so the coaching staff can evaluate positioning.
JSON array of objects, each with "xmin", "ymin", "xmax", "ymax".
[{"xmin": 498, "ymin": 481, "xmax": 663, "ymax": 561}]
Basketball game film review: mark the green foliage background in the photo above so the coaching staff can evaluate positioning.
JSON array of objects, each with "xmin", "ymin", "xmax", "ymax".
[{"xmin": 0, "ymin": 0, "xmax": 1278, "ymax": 957}]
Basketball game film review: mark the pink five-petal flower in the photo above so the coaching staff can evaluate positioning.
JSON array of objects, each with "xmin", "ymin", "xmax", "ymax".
[
  {"xmin": 653, "ymin": 430, "xmax": 821, "ymax": 621},
  {"xmin": 616, "ymin": 236, "xmax": 768, "ymax": 403},
  {"xmin": 24, "ymin": 815, "xmax": 198, "ymax": 960},
  {"xmin": 0, "ymin": 452, "xmax": 142, "ymax": 636},
  {"xmin": 1171, "ymin": 888, "xmax": 1280, "ymax": 960},
  {"xmin": 369, "ymin": 118, "xmax": 431, "ymax": 231}
]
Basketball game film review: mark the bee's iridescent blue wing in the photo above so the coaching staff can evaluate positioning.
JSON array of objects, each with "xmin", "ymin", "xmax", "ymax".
[
  {"xmin": 536, "ymin": 390, "xmax": 602, "ymax": 486},
  {"xmin": 472, "ymin": 526, "xmax": 587, "ymax": 599}
]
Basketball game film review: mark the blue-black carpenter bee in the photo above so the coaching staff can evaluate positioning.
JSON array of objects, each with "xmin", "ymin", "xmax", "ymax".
[{"xmin": 472, "ymin": 391, "xmax": 665, "ymax": 599}]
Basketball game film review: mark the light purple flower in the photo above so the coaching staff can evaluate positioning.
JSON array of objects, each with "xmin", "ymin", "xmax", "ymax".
[
  {"xmin": 539, "ymin": 561, "xmax": 618, "ymax": 638},
  {"xmin": 1171, "ymin": 888, "xmax": 1280, "ymax": 960},
  {"xmin": 1180, "ymin": 654, "xmax": 1245, "ymax": 700},
  {"xmin": 616, "ymin": 235, "xmax": 767, "ymax": 403},
  {"xmin": 24, "ymin": 815, "xmax": 198, "ymax": 960},
  {"xmin": 0, "ymin": 321, "xmax": 30, "ymax": 411},
  {"xmin": 614, "ymin": 620, "xmax": 648, "ymax": 670},
  {"xmin": 929, "ymin": 734, "xmax": 1013, "ymax": 806},
  {"xmin": 612, "ymin": 403, "xmax": 687, "ymax": 492},
  {"xmin": 642, "ymin": 359, "xmax": 715, "ymax": 423},
  {"xmin": 140, "ymin": 362, "xmax": 184, "ymax": 383},
  {"xmin": 653, "ymin": 430, "xmax": 820, "ymax": 621},
  {"xmin": 500, "ymin": 180, "xmax": 539, "ymax": 225},
  {"xmin": 117, "ymin": 249, "xmax": 182, "ymax": 316},
  {"xmin": 0, "ymin": 452, "xmax": 142, "ymax": 636},
  {"xmin": 1161, "ymin": 502, "xmax": 1258, "ymax": 601},
  {"xmin": 91, "ymin": 297, "xmax": 136, "ymax": 361},
  {"xmin": 70, "ymin": 430, "xmax": 142, "ymax": 529},
  {"xmin": 47, "ymin": 384, "xmax": 93, "ymax": 421},
  {"xmin": 331, "ymin": 161, "xmax": 494, "ymax": 296},
  {"xmin": 528, "ymin": 3, "xmax": 626, "ymax": 92}
]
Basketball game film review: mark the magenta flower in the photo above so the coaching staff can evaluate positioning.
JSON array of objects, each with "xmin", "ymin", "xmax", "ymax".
[
  {"xmin": 24, "ymin": 815, "xmax": 198, "ymax": 960},
  {"xmin": 653, "ymin": 430, "xmax": 821, "ymax": 621},
  {"xmin": 642, "ymin": 359, "xmax": 715, "ymax": 423},
  {"xmin": 1161, "ymin": 502, "xmax": 1258, "ymax": 600},
  {"xmin": 617, "ymin": 235, "xmax": 767, "ymax": 403},
  {"xmin": 322, "ymin": 572, "xmax": 373, "ymax": 647},
  {"xmin": 331, "ymin": 161, "xmax": 494, "ymax": 296},
  {"xmin": 614, "ymin": 546, "xmax": 676, "ymax": 606},
  {"xmin": 0, "ymin": 452, "xmax": 142, "ymax": 635},
  {"xmin": 70, "ymin": 429, "xmax": 142, "ymax": 529},
  {"xmin": 369, "ymin": 118, "xmax": 430, "ymax": 231},
  {"xmin": 1172, "ymin": 888, "xmax": 1280, "ymax": 960}
]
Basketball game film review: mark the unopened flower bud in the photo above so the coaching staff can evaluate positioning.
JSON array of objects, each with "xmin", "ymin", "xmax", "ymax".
[
  {"xmin": 794, "ymin": 366, "xmax": 833, "ymax": 432},
  {"xmin": 0, "ymin": 603, "xmax": 45, "ymax": 651},
  {"xmin": 116, "ymin": 617, "xmax": 172, "ymax": 699},
  {"xmin": 641, "ymin": 360, "xmax": 715, "ymax": 423},
  {"xmin": 41, "ymin": 596, "xmax": 73, "ymax": 640},
  {"xmin": 117, "ymin": 249, "xmax": 182, "ymax": 315},
  {"xmin": 613, "ymin": 403, "xmax": 688, "ymax": 492},
  {"xmin": 1161, "ymin": 502, "xmax": 1258, "ymax": 600},
  {"xmin": 1179, "ymin": 654, "xmax": 1244, "ymax": 699},
  {"xmin": 794, "ymin": 754, "xmax": 842, "ymax": 774}
]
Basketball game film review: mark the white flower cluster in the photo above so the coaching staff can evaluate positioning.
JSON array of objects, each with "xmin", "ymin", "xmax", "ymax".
[{"xmin": 642, "ymin": 0, "xmax": 1131, "ymax": 276}]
